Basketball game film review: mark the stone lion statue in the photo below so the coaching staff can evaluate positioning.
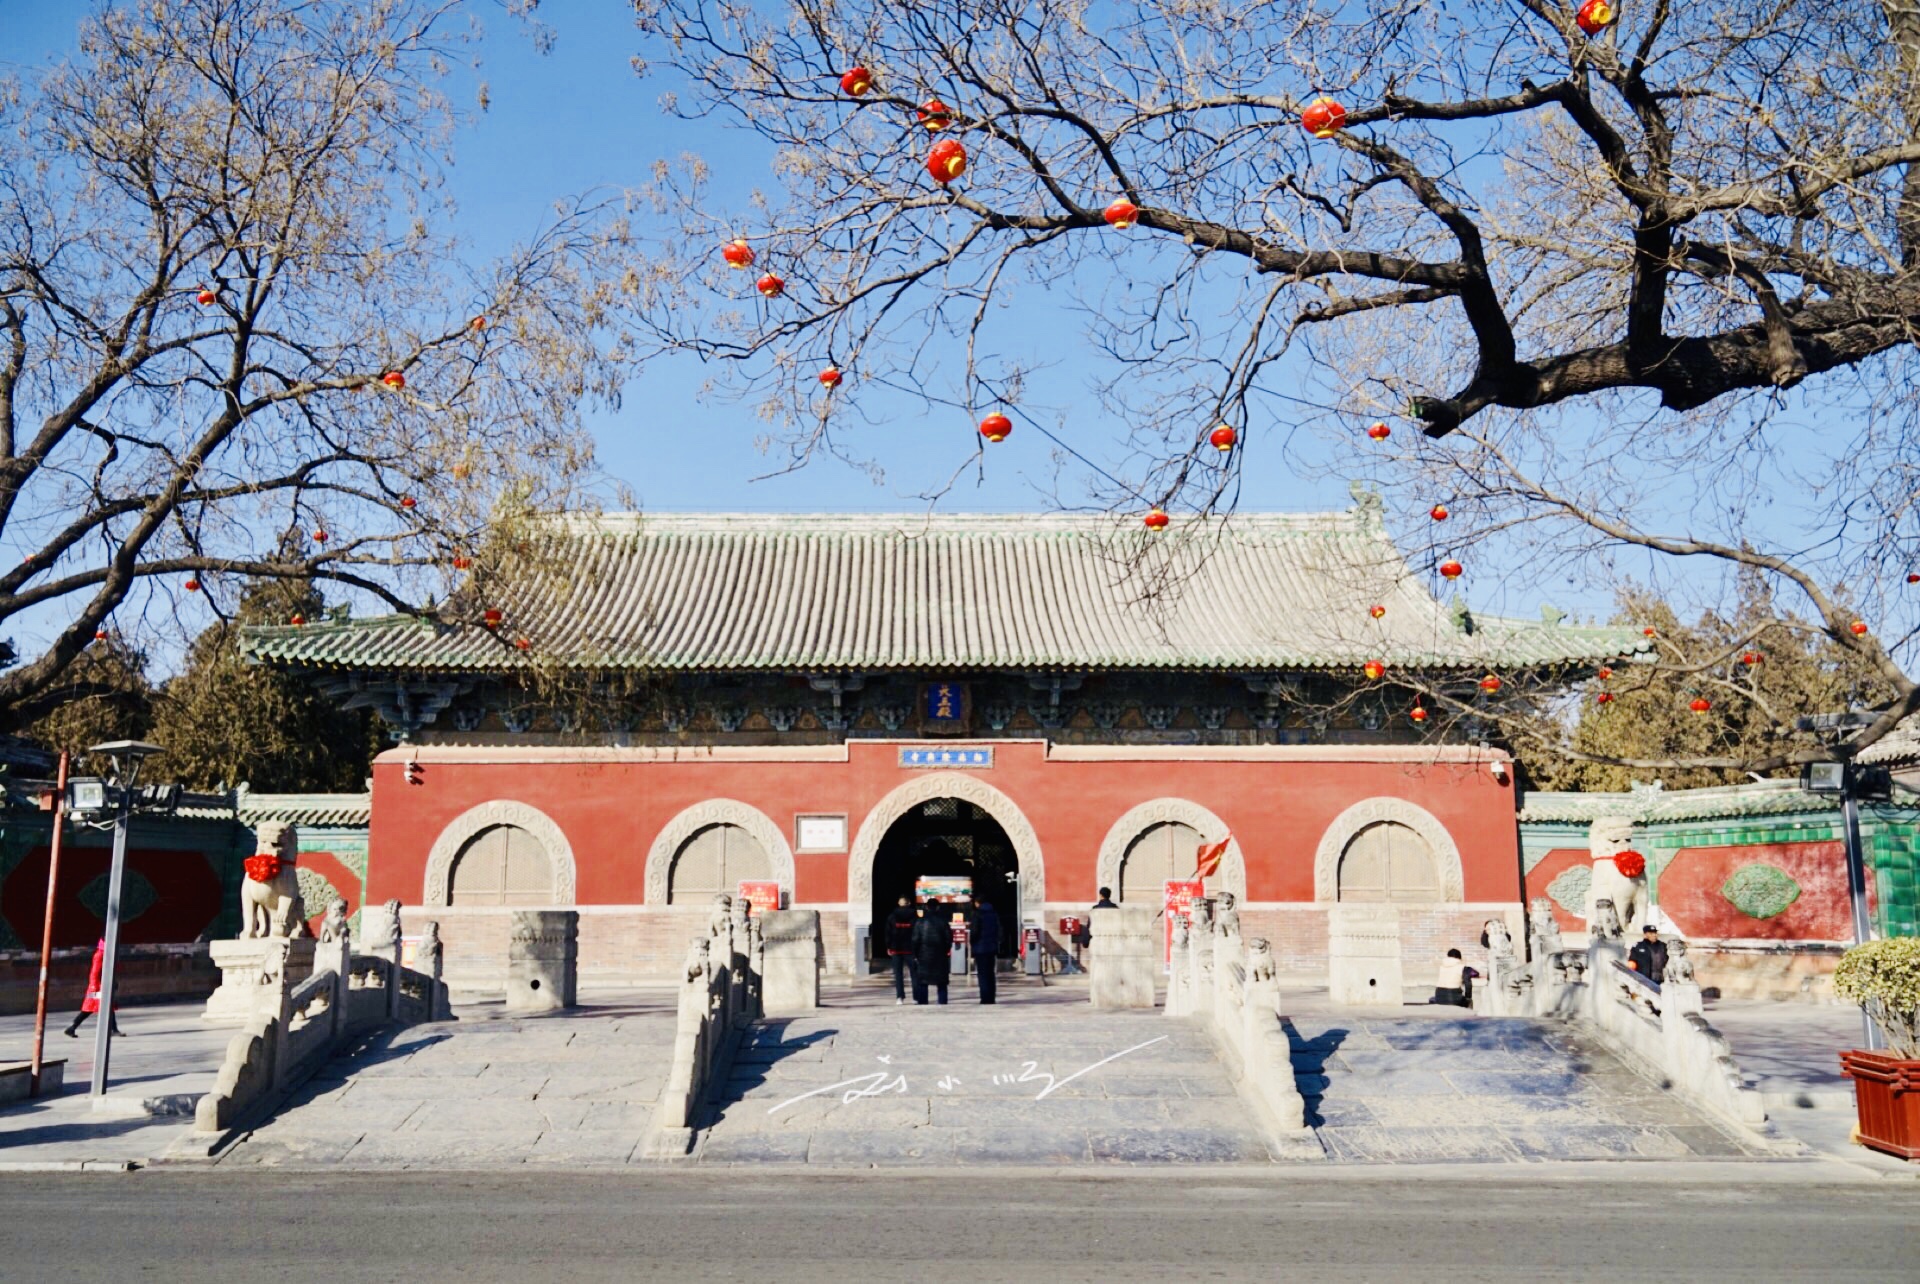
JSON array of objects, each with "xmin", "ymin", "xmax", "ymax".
[
  {"xmin": 1663, "ymin": 938, "xmax": 1695, "ymax": 986},
  {"xmin": 1590, "ymin": 897, "xmax": 1624, "ymax": 941},
  {"xmin": 1214, "ymin": 891, "xmax": 1240, "ymax": 942},
  {"xmin": 1528, "ymin": 897, "xmax": 1562, "ymax": 954},
  {"xmin": 317, "ymin": 898, "xmax": 350, "ymax": 944},
  {"xmin": 1585, "ymin": 814, "xmax": 1648, "ymax": 932},
  {"xmin": 417, "ymin": 921, "xmax": 443, "ymax": 978},
  {"xmin": 1483, "ymin": 918, "xmax": 1514, "ymax": 960},
  {"xmin": 363, "ymin": 898, "xmax": 403, "ymax": 952},
  {"xmin": 241, "ymin": 821, "xmax": 307, "ymax": 939},
  {"xmin": 1170, "ymin": 917, "xmax": 1190, "ymax": 950},
  {"xmin": 1246, "ymin": 937, "xmax": 1277, "ymax": 984}
]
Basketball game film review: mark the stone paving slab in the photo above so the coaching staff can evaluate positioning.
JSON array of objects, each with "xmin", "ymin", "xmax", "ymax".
[{"xmin": 695, "ymin": 991, "xmax": 1287, "ymax": 1167}]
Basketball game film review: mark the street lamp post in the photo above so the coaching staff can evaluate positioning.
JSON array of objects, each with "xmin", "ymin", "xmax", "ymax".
[
  {"xmin": 1800, "ymin": 735, "xmax": 1889, "ymax": 1053},
  {"xmin": 69, "ymin": 741, "xmax": 164, "ymax": 1101}
]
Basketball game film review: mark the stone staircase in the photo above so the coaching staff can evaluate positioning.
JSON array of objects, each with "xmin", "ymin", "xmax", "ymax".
[{"xmin": 1285, "ymin": 1000, "xmax": 1780, "ymax": 1162}]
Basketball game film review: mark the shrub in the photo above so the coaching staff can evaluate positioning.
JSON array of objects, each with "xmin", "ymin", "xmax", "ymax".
[{"xmin": 1834, "ymin": 938, "xmax": 1920, "ymax": 1058}]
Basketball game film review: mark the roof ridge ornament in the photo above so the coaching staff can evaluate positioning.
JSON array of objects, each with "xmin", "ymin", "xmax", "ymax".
[{"xmin": 1347, "ymin": 481, "xmax": 1385, "ymax": 531}]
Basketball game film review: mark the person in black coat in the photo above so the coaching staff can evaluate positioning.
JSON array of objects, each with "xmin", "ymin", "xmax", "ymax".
[
  {"xmin": 884, "ymin": 896, "xmax": 918, "ymax": 1005},
  {"xmin": 971, "ymin": 900, "xmax": 1001, "ymax": 1005},
  {"xmin": 910, "ymin": 899, "xmax": 951, "ymax": 1005},
  {"xmin": 1628, "ymin": 925, "xmax": 1669, "ymax": 989}
]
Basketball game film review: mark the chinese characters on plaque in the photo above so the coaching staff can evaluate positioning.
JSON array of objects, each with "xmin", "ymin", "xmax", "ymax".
[{"xmin": 919, "ymin": 680, "xmax": 971, "ymax": 734}]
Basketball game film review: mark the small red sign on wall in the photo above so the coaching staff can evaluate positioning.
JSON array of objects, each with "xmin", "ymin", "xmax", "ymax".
[{"xmin": 737, "ymin": 881, "xmax": 782, "ymax": 916}]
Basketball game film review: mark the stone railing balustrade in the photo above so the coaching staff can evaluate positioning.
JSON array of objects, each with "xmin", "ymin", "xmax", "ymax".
[
  {"xmin": 194, "ymin": 924, "xmax": 450, "ymax": 1139},
  {"xmin": 1167, "ymin": 899, "xmax": 1311, "ymax": 1152},
  {"xmin": 643, "ymin": 895, "xmax": 778, "ymax": 1159}
]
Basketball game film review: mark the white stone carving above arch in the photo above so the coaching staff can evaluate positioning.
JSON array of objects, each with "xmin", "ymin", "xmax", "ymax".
[
  {"xmin": 643, "ymin": 799, "xmax": 797, "ymax": 906},
  {"xmin": 846, "ymin": 773, "xmax": 1044, "ymax": 930},
  {"xmin": 424, "ymin": 799, "xmax": 577, "ymax": 908},
  {"xmin": 1312, "ymin": 796, "xmax": 1465, "ymax": 904},
  {"xmin": 1094, "ymin": 798, "xmax": 1248, "ymax": 902}
]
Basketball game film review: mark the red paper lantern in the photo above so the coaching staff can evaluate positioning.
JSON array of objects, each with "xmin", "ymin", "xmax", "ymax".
[
  {"xmin": 722, "ymin": 239, "xmax": 755, "ymax": 269},
  {"xmin": 979, "ymin": 413, "xmax": 1012, "ymax": 443},
  {"xmin": 927, "ymin": 138, "xmax": 968, "ymax": 184},
  {"xmin": 1438, "ymin": 559, "xmax": 1463, "ymax": 580},
  {"xmin": 1103, "ymin": 199, "xmax": 1139, "ymax": 230},
  {"xmin": 1300, "ymin": 97, "xmax": 1347, "ymax": 138},
  {"xmin": 1575, "ymin": 0, "xmax": 1615, "ymax": 35},
  {"xmin": 1596, "ymin": 691, "xmax": 1615, "ymax": 705},
  {"xmin": 1363, "ymin": 659, "xmax": 1386, "ymax": 681},
  {"xmin": 1850, "ymin": 620, "xmax": 1869, "ymax": 636},
  {"xmin": 756, "ymin": 273, "xmax": 785, "ymax": 298},
  {"xmin": 93, "ymin": 629, "xmax": 108, "ymax": 642},
  {"xmin": 514, "ymin": 637, "xmax": 532, "ymax": 651},
  {"xmin": 381, "ymin": 370, "xmax": 405, "ymax": 390},
  {"xmin": 819, "ymin": 366, "xmax": 843, "ymax": 389},
  {"xmin": 1908, "ymin": 573, "xmax": 1919, "ymax": 584},
  {"xmin": 917, "ymin": 98, "xmax": 952, "ymax": 130},
  {"xmin": 1597, "ymin": 666, "xmax": 1613, "ymax": 680},
  {"xmin": 289, "ymin": 613, "xmax": 305, "ymax": 626},
  {"xmin": 1142, "ymin": 507, "xmax": 1170, "ymax": 532},
  {"xmin": 1479, "ymin": 673, "xmax": 1503, "ymax": 693},
  {"xmin": 452, "ymin": 555, "xmax": 473, "ymax": 570},
  {"xmin": 184, "ymin": 577, "xmax": 201, "ymax": 592},
  {"xmin": 1369, "ymin": 604, "xmax": 1386, "ymax": 619},
  {"xmin": 312, "ymin": 529, "xmax": 327, "ymax": 544},
  {"xmin": 196, "ymin": 288, "xmax": 217, "ymax": 306},
  {"xmin": 1741, "ymin": 651, "xmax": 1762, "ymax": 666},
  {"xmin": 1612, "ymin": 850, "xmax": 1647, "ymax": 879},
  {"xmin": 1366, "ymin": 421, "xmax": 1390, "ymax": 441},
  {"xmin": 1643, "ymin": 626, "xmax": 1658, "ymax": 637},
  {"xmin": 401, "ymin": 496, "xmax": 417, "ymax": 509},
  {"xmin": 1209, "ymin": 424, "xmax": 1237, "ymax": 452},
  {"xmin": 483, "ymin": 608, "xmax": 503, "ymax": 629},
  {"xmin": 840, "ymin": 66, "xmax": 874, "ymax": 97},
  {"xmin": 1689, "ymin": 696, "xmax": 1711, "ymax": 713},
  {"xmin": 1430, "ymin": 503, "xmax": 1449, "ymax": 521},
  {"xmin": 471, "ymin": 315, "xmax": 488, "ymax": 330},
  {"xmin": 1410, "ymin": 705, "xmax": 1429, "ymax": 724}
]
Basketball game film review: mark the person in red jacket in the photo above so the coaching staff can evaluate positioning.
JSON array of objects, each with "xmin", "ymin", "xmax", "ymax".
[{"xmin": 64, "ymin": 938, "xmax": 123, "ymax": 1038}]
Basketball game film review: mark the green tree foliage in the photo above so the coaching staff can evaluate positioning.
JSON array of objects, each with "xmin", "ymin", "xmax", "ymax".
[
  {"xmin": 25, "ymin": 639, "xmax": 153, "ymax": 759},
  {"xmin": 1522, "ymin": 576, "xmax": 1897, "ymax": 791},
  {"xmin": 145, "ymin": 579, "xmax": 377, "ymax": 793}
]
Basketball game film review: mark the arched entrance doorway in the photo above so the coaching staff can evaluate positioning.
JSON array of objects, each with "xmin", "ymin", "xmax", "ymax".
[{"xmin": 867, "ymin": 797, "xmax": 1019, "ymax": 968}]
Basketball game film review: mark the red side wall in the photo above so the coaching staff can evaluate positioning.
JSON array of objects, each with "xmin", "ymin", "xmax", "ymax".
[
  {"xmin": 367, "ymin": 741, "xmax": 1520, "ymax": 907},
  {"xmin": 1658, "ymin": 841, "xmax": 1854, "ymax": 941}
]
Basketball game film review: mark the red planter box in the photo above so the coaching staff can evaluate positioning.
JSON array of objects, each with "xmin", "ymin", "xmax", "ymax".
[{"xmin": 1840, "ymin": 1050, "xmax": 1920, "ymax": 1161}]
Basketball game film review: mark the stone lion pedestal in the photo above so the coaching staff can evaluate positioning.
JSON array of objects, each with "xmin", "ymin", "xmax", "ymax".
[
  {"xmin": 203, "ymin": 937, "xmax": 318, "ymax": 1024},
  {"xmin": 507, "ymin": 910, "xmax": 578, "ymax": 1013},
  {"xmin": 1328, "ymin": 903, "xmax": 1404, "ymax": 1006}
]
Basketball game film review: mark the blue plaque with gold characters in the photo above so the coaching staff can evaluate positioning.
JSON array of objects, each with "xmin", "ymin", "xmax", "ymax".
[{"xmin": 919, "ymin": 681, "xmax": 971, "ymax": 734}]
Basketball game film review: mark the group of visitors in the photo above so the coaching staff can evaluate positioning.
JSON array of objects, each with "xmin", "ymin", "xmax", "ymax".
[
  {"xmin": 1430, "ymin": 923, "xmax": 1670, "ymax": 1006},
  {"xmin": 883, "ymin": 894, "xmax": 1001, "ymax": 1006}
]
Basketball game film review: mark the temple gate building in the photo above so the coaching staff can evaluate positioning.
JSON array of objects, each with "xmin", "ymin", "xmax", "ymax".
[{"xmin": 241, "ymin": 506, "xmax": 1644, "ymax": 992}]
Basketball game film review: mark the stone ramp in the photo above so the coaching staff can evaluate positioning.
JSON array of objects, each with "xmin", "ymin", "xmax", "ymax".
[
  {"xmin": 1286, "ymin": 999, "xmax": 1776, "ymax": 1163},
  {"xmin": 697, "ymin": 992, "xmax": 1284, "ymax": 1165},
  {"xmin": 220, "ymin": 996, "xmax": 678, "ymax": 1168}
]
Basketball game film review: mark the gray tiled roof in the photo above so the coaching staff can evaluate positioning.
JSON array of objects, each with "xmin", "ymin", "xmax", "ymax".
[
  {"xmin": 1518, "ymin": 779, "xmax": 1838, "ymax": 824},
  {"xmin": 241, "ymin": 510, "xmax": 1647, "ymax": 675}
]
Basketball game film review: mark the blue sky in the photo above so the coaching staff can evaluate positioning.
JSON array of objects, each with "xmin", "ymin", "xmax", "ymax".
[{"xmin": 5, "ymin": 0, "xmax": 1870, "ymax": 647}]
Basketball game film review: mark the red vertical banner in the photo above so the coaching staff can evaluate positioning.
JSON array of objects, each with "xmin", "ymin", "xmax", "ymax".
[{"xmin": 1163, "ymin": 878, "xmax": 1204, "ymax": 967}]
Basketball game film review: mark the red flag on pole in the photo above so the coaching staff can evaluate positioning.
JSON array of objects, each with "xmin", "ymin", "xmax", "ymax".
[{"xmin": 1195, "ymin": 837, "xmax": 1229, "ymax": 880}]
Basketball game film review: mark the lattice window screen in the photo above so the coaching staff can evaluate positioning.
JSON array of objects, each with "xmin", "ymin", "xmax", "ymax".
[
  {"xmin": 1118, "ymin": 821, "xmax": 1201, "ymax": 904},
  {"xmin": 1336, "ymin": 821, "xmax": 1441, "ymax": 903}
]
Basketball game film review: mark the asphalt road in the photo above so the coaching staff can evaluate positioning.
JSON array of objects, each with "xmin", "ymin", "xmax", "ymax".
[{"xmin": 1, "ymin": 1168, "xmax": 1913, "ymax": 1282}]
